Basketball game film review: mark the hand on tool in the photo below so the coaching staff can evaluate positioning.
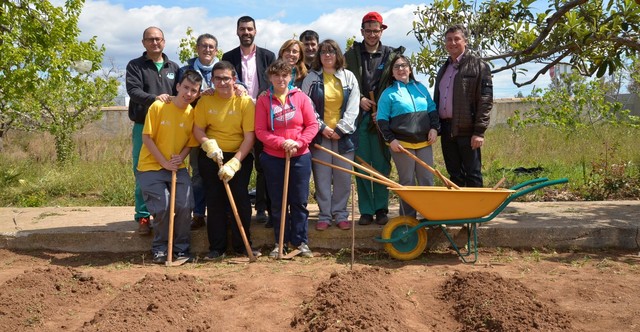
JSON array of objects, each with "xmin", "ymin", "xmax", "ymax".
[
  {"xmin": 282, "ymin": 139, "xmax": 298, "ymax": 155},
  {"xmin": 218, "ymin": 157, "xmax": 241, "ymax": 182},
  {"xmin": 201, "ymin": 138, "xmax": 223, "ymax": 164}
]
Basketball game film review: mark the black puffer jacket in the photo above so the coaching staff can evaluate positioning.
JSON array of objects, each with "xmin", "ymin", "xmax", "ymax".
[{"xmin": 433, "ymin": 49, "xmax": 493, "ymax": 137}]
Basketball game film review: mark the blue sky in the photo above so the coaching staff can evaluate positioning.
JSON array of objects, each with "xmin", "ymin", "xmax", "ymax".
[{"xmin": 74, "ymin": 0, "xmax": 547, "ymax": 98}]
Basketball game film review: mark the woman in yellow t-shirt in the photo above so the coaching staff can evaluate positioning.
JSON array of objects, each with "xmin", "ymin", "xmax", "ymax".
[{"xmin": 301, "ymin": 39, "xmax": 360, "ymax": 231}]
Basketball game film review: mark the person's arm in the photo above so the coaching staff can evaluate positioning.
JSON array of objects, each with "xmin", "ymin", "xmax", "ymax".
[
  {"xmin": 376, "ymin": 88, "xmax": 395, "ymax": 144},
  {"xmin": 142, "ymin": 134, "xmax": 177, "ymax": 171},
  {"xmin": 334, "ymin": 70, "xmax": 360, "ymax": 137},
  {"xmin": 254, "ymin": 96, "xmax": 285, "ymax": 151},
  {"xmin": 125, "ymin": 61, "xmax": 157, "ymax": 106},
  {"xmin": 296, "ymin": 94, "xmax": 320, "ymax": 150},
  {"xmin": 471, "ymin": 60, "xmax": 493, "ymax": 149}
]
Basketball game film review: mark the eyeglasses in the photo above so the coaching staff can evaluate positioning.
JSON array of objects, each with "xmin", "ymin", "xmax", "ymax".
[
  {"xmin": 393, "ymin": 63, "xmax": 410, "ymax": 70},
  {"xmin": 213, "ymin": 76, "xmax": 233, "ymax": 83},
  {"xmin": 144, "ymin": 37, "xmax": 164, "ymax": 43},
  {"xmin": 199, "ymin": 44, "xmax": 217, "ymax": 50},
  {"xmin": 320, "ymin": 49, "xmax": 336, "ymax": 56},
  {"xmin": 363, "ymin": 29, "xmax": 382, "ymax": 35}
]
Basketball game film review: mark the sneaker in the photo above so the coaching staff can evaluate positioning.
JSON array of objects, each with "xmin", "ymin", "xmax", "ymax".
[
  {"xmin": 190, "ymin": 216, "xmax": 206, "ymax": 230},
  {"xmin": 316, "ymin": 221, "xmax": 330, "ymax": 231},
  {"xmin": 297, "ymin": 243, "xmax": 313, "ymax": 258},
  {"xmin": 256, "ymin": 210, "xmax": 268, "ymax": 223},
  {"xmin": 203, "ymin": 250, "xmax": 225, "ymax": 261},
  {"xmin": 175, "ymin": 252, "xmax": 194, "ymax": 263},
  {"xmin": 375, "ymin": 210, "xmax": 389, "ymax": 225},
  {"xmin": 236, "ymin": 248, "xmax": 263, "ymax": 258},
  {"xmin": 152, "ymin": 251, "xmax": 167, "ymax": 264},
  {"xmin": 137, "ymin": 217, "xmax": 151, "ymax": 235},
  {"xmin": 358, "ymin": 214, "xmax": 373, "ymax": 225},
  {"xmin": 337, "ymin": 220, "xmax": 351, "ymax": 230},
  {"xmin": 269, "ymin": 243, "xmax": 288, "ymax": 258}
]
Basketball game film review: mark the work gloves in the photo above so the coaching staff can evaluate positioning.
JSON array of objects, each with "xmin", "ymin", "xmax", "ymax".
[
  {"xmin": 218, "ymin": 157, "xmax": 241, "ymax": 182},
  {"xmin": 201, "ymin": 139, "xmax": 223, "ymax": 164}
]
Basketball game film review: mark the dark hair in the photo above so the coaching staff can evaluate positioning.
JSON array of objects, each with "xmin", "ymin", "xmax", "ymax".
[
  {"xmin": 444, "ymin": 24, "xmax": 468, "ymax": 40},
  {"xmin": 266, "ymin": 59, "xmax": 293, "ymax": 77},
  {"xmin": 196, "ymin": 33, "xmax": 218, "ymax": 48},
  {"xmin": 142, "ymin": 26, "xmax": 164, "ymax": 39},
  {"xmin": 213, "ymin": 60, "xmax": 237, "ymax": 77},
  {"xmin": 179, "ymin": 69, "xmax": 203, "ymax": 85},
  {"xmin": 389, "ymin": 54, "xmax": 416, "ymax": 82},
  {"xmin": 299, "ymin": 30, "xmax": 319, "ymax": 42},
  {"xmin": 312, "ymin": 39, "xmax": 345, "ymax": 71},
  {"xmin": 237, "ymin": 16, "xmax": 255, "ymax": 28}
]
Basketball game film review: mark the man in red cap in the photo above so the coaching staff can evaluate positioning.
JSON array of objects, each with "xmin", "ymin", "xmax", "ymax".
[{"xmin": 345, "ymin": 12, "xmax": 405, "ymax": 226}]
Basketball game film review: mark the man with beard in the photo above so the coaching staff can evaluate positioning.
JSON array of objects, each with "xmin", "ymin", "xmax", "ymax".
[
  {"xmin": 222, "ymin": 16, "xmax": 276, "ymax": 226},
  {"xmin": 299, "ymin": 30, "xmax": 319, "ymax": 69},
  {"xmin": 344, "ymin": 12, "xmax": 404, "ymax": 226}
]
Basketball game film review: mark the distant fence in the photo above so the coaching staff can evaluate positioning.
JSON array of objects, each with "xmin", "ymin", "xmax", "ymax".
[{"xmin": 96, "ymin": 95, "xmax": 640, "ymax": 135}]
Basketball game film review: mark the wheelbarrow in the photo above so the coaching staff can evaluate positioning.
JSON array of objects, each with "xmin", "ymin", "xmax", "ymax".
[{"xmin": 311, "ymin": 144, "xmax": 568, "ymax": 263}]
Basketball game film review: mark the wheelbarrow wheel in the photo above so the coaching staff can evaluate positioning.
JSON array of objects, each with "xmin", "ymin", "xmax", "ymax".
[{"xmin": 381, "ymin": 216, "xmax": 427, "ymax": 261}]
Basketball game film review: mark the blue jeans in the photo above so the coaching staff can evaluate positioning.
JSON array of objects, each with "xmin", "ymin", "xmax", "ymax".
[{"xmin": 261, "ymin": 152, "xmax": 312, "ymax": 247}]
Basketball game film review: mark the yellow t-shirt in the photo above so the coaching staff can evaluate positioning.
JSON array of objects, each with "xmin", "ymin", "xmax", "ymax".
[
  {"xmin": 138, "ymin": 100, "xmax": 198, "ymax": 172},
  {"xmin": 194, "ymin": 93, "xmax": 255, "ymax": 152},
  {"xmin": 322, "ymin": 72, "xmax": 343, "ymax": 129}
]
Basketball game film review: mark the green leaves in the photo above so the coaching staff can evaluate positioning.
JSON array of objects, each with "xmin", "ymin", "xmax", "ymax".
[
  {"xmin": 0, "ymin": 0, "xmax": 118, "ymax": 163},
  {"xmin": 412, "ymin": 0, "xmax": 640, "ymax": 87}
]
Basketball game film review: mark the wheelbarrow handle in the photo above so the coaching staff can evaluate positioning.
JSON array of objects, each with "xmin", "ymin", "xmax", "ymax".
[
  {"xmin": 510, "ymin": 178, "xmax": 569, "ymax": 201},
  {"xmin": 509, "ymin": 177, "xmax": 549, "ymax": 190}
]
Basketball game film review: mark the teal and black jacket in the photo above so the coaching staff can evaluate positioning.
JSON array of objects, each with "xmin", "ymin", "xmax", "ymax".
[{"xmin": 376, "ymin": 80, "xmax": 440, "ymax": 144}]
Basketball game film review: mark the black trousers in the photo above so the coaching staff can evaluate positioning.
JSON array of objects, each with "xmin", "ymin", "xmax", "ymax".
[{"xmin": 440, "ymin": 121, "xmax": 483, "ymax": 187}]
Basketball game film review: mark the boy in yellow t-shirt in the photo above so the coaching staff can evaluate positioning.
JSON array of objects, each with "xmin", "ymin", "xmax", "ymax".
[{"xmin": 136, "ymin": 70, "xmax": 202, "ymax": 264}]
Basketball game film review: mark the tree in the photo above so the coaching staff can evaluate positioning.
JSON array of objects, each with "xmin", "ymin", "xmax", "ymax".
[
  {"xmin": 0, "ymin": 0, "xmax": 118, "ymax": 161},
  {"xmin": 508, "ymin": 72, "xmax": 640, "ymax": 135},
  {"xmin": 411, "ymin": 0, "xmax": 640, "ymax": 87},
  {"xmin": 178, "ymin": 27, "xmax": 223, "ymax": 64}
]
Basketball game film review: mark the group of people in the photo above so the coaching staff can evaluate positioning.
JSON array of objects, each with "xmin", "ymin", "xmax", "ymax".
[{"xmin": 126, "ymin": 12, "xmax": 493, "ymax": 264}]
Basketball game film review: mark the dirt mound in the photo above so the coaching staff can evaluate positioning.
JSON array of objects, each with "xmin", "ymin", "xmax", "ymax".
[
  {"xmin": 80, "ymin": 272, "xmax": 217, "ymax": 332},
  {"xmin": 291, "ymin": 266, "xmax": 408, "ymax": 331},
  {"xmin": 440, "ymin": 271, "xmax": 572, "ymax": 331},
  {"xmin": 0, "ymin": 266, "xmax": 110, "ymax": 331}
]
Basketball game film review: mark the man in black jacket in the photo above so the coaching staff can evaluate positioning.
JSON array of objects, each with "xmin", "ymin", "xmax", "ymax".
[
  {"xmin": 434, "ymin": 24, "xmax": 493, "ymax": 187},
  {"xmin": 126, "ymin": 26, "xmax": 179, "ymax": 235},
  {"xmin": 222, "ymin": 16, "xmax": 276, "ymax": 226}
]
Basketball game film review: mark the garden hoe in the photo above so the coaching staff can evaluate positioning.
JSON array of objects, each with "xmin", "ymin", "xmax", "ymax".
[
  {"xmin": 278, "ymin": 153, "xmax": 301, "ymax": 260},
  {"xmin": 217, "ymin": 159, "xmax": 257, "ymax": 263},
  {"xmin": 166, "ymin": 171, "xmax": 189, "ymax": 267}
]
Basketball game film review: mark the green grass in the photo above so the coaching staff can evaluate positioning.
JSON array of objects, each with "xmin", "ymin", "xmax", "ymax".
[{"xmin": 0, "ymin": 124, "xmax": 638, "ymax": 207}]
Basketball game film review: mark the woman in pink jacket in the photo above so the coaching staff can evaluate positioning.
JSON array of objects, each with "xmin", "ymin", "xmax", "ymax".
[{"xmin": 255, "ymin": 59, "xmax": 319, "ymax": 258}]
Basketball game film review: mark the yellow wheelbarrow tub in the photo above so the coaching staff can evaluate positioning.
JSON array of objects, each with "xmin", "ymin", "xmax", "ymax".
[{"xmin": 391, "ymin": 186, "xmax": 515, "ymax": 221}]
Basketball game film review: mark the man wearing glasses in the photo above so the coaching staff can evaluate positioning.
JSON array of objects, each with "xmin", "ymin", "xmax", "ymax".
[
  {"xmin": 126, "ymin": 26, "xmax": 180, "ymax": 235},
  {"xmin": 345, "ymin": 12, "xmax": 405, "ymax": 226}
]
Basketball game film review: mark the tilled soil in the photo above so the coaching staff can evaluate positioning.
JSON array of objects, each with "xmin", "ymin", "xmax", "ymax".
[{"xmin": 0, "ymin": 248, "xmax": 639, "ymax": 331}]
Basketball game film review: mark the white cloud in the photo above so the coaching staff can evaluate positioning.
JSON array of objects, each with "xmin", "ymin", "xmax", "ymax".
[{"xmin": 76, "ymin": 1, "xmax": 541, "ymax": 97}]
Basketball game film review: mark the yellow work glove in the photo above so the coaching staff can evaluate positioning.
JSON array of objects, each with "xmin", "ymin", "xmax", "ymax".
[
  {"xmin": 218, "ymin": 157, "xmax": 241, "ymax": 182},
  {"xmin": 201, "ymin": 139, "xmax": 223, "ymax": 164}
]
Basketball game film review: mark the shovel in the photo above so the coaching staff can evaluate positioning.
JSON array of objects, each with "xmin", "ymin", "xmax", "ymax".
[
  {"xmin": 217, "ymin": 159, "xmax": 257, "ymax": 263},
  {"xmin": 277, "ymin": 153, "xmax": 302, "ymax": 259},
  {"xmin": 166, "ymin": 170, "xmax": 189, "ymax": 267},
  {"xmin": 398, "ymin": 146, "xmax": 461, "ymax": 190}
]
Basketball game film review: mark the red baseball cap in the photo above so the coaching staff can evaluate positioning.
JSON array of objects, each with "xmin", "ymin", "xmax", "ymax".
[{"xmin": 362, "ymin": 11, "xmax": 387, "ymax": 30}]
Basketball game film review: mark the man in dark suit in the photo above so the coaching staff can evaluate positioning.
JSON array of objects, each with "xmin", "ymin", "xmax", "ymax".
[{"xmin": 222, "ymin": 16, "xmax": 276, "ymax": 226}]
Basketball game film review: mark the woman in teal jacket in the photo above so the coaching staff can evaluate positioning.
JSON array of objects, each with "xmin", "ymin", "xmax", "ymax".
[{"xmin": 377, "ymin": 54, "xmax": 440, "ymax": 218}]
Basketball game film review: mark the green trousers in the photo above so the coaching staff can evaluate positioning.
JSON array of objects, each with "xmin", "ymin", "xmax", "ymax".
[
  {"xmin": 355, "ymin": 116, "xmax": 391, "ymax": 215},
  {"xmin": 132, "ymin": 123, "xmax": 150, "ymax": 220}
]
